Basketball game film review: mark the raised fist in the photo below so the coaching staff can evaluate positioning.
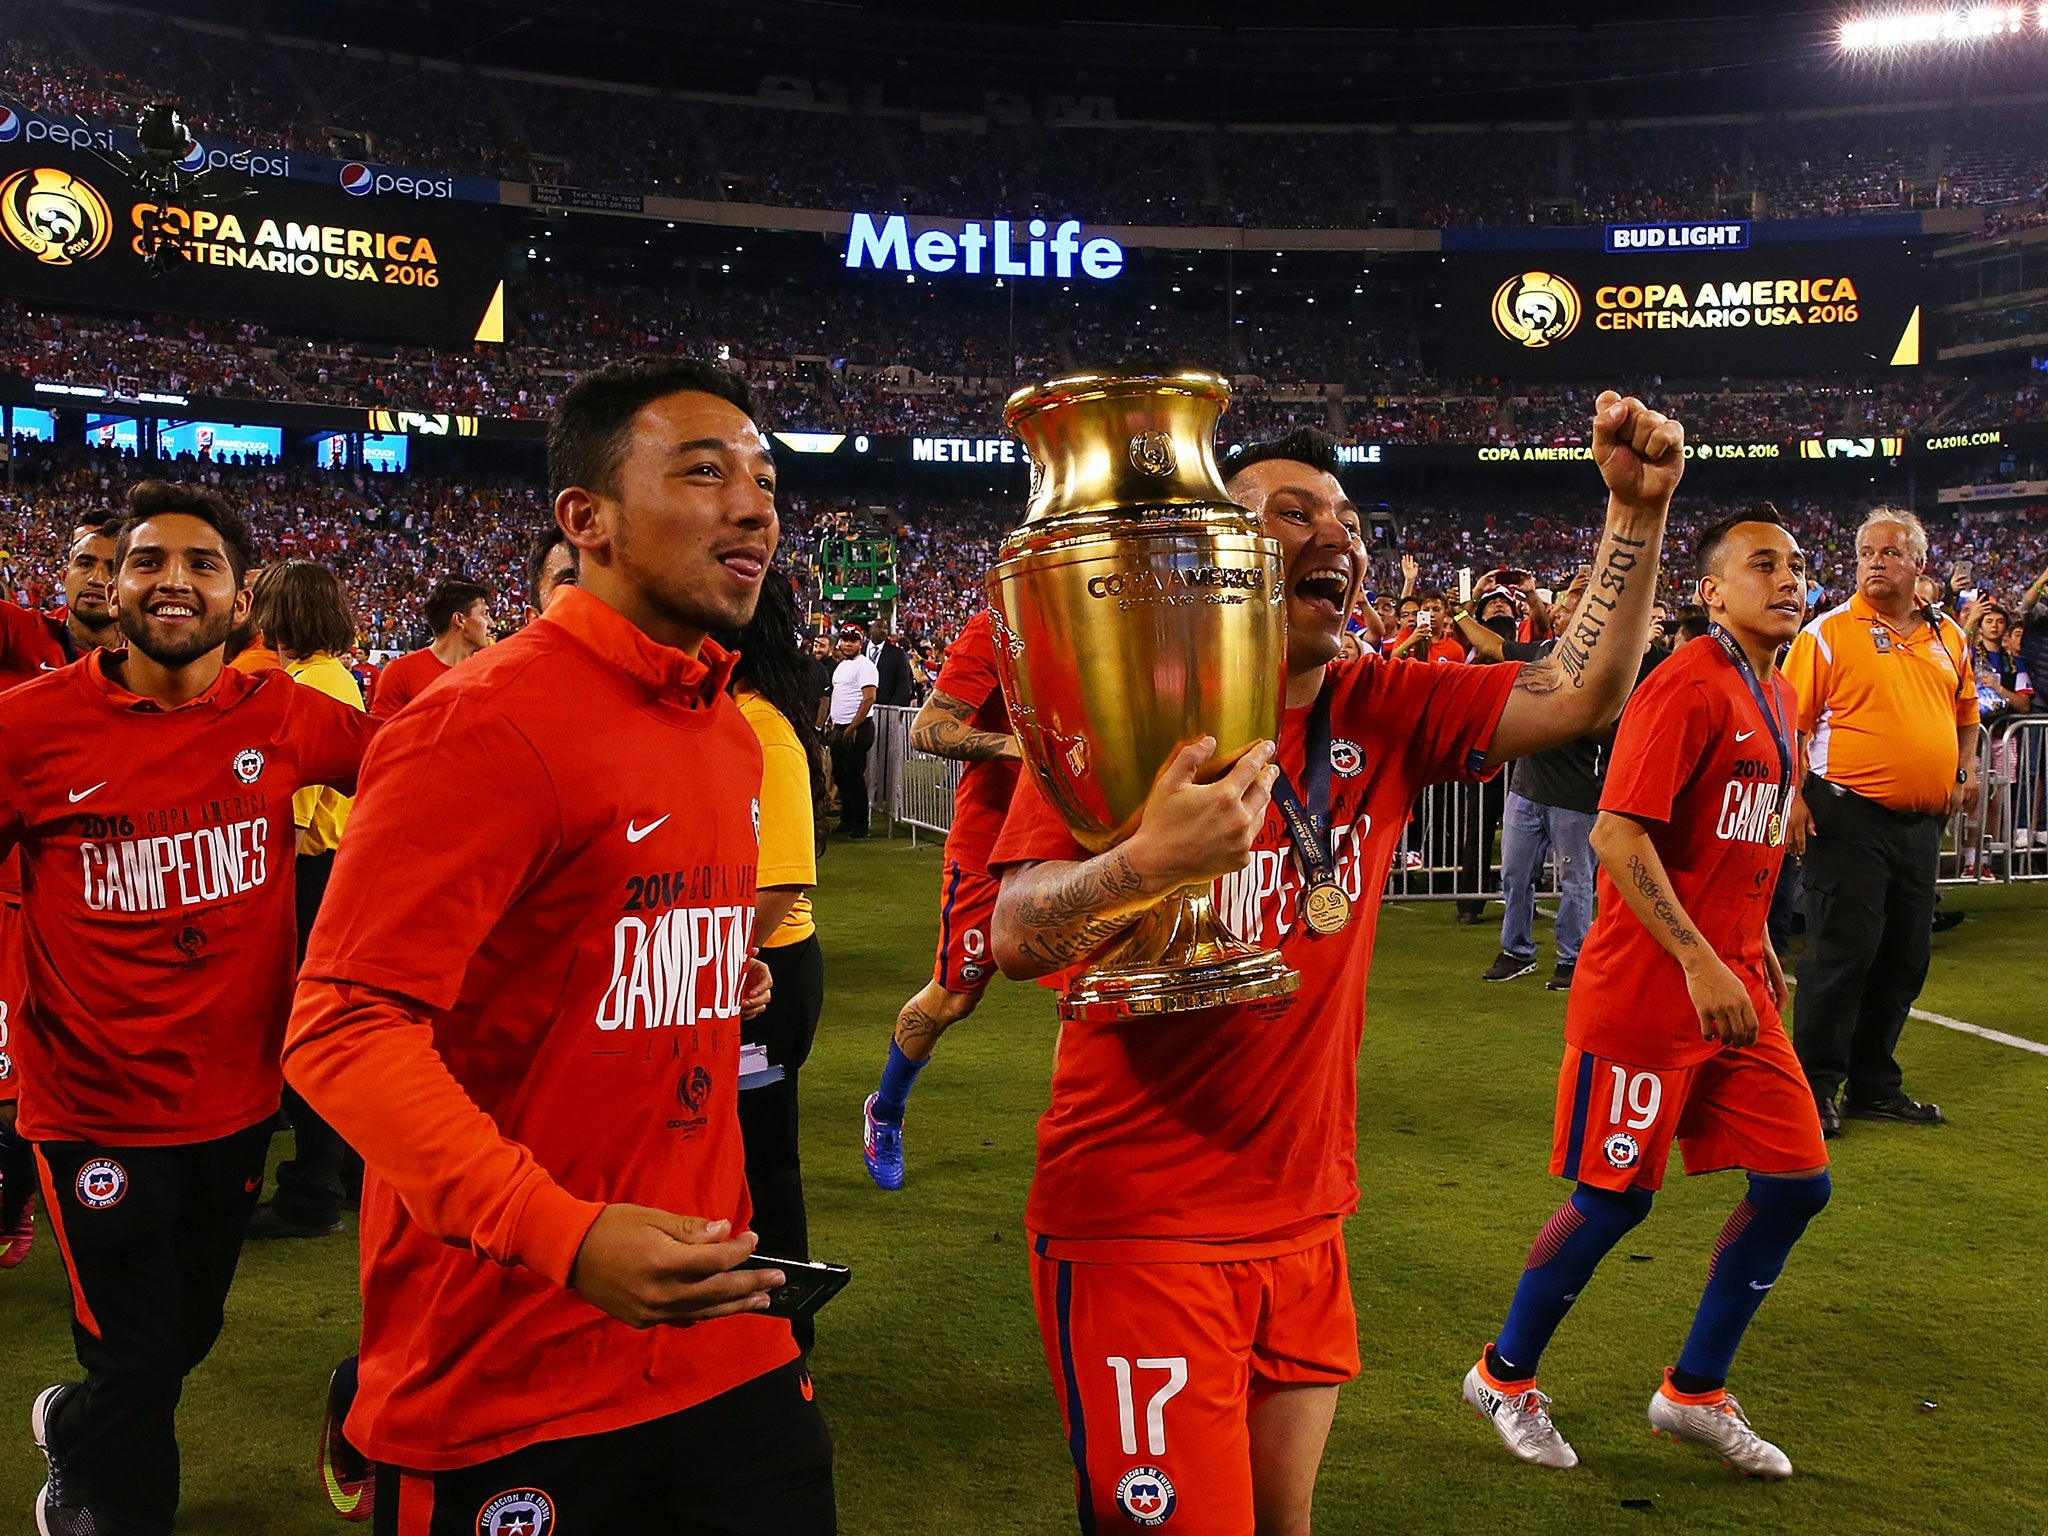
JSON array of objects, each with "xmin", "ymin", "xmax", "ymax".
[{"xmin": 1591, "ymin": 390, "xmax": 1684, "ymax": 513}]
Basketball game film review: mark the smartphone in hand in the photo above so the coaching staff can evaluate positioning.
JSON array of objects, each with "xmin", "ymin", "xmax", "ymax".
[{"xmin": 738, "ymin": 1255, "xmax": 852, "ymax": 1319}]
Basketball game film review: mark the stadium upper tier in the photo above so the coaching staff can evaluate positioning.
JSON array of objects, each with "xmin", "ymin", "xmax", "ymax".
[
  {"xmin": 4, "ymin": 2, "xmax": 2044, "ymax": 230},
  {"xmin": 7, "ymin": 291, "xmax": 2041, "ymax": 443}
]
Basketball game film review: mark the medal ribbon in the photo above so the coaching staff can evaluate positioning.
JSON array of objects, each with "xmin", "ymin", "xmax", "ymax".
[
  {"xmin": 1709, "ymin": 624, "xmax": 1793, "ymax": 829},
  {"xmin": 1271, "ymin": 675, "xmax": 1340, "ymax": 891}
]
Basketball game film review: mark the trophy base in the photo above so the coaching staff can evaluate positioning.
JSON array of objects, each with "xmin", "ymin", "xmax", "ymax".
[{"xmin": 1057, "ymin": 885, "xmax": 1301, "ymax": 1022}]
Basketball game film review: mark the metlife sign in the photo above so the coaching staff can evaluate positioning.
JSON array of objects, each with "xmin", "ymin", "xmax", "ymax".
[
  {"xmin": 845, "ymin": 213, "xmax": 1124, "ymax": 280},
  {"xmin": 1605, "ymin": 220, "xmax": 1751, "ymax": 254}
]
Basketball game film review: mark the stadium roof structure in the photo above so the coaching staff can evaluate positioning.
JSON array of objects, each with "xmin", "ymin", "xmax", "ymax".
[{"xmin": 172, "ymin": 0, "xmax": 2041, "ymax": 125}]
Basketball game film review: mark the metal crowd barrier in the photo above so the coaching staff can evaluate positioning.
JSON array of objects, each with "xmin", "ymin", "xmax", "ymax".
[
  {"xmin": 1950, "ymin": 713, "xmax": 2048, "ymax": 885},
  {"xmin": 866, "ymin": 705, "xmax": 965, "ymax": 846},
  {"xmin": 861, "ymin": 711, "xmax": 2048, "ymax": 894},
  {"xmin": 864, "ymin": 706, "xmax": 1563, "ymax": 896}
]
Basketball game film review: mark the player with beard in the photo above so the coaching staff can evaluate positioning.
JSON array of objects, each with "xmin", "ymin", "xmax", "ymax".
[
  {"xmin": 989, "ymin": 401, "xmax": 1683, "ymax": 1535},
  {"xmin": 0, "ymin": 520, "xmax": 122, "ymax": 1268},
  {"xmin": 1463, "ymin": 507, "xmax": 1827, "ymax": 1479},
  {"xmin": 284, "ymin": 359, "xmax": 834, "ymax": 1533},
  {"xmin": 1, "ymin": 482, "xmax": 377, "ymax": 1536}
]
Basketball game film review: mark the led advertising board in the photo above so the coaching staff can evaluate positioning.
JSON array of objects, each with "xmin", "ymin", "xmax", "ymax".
[
  {"xmin": 0, "ymin": 144, "xmax": 506, "ymax": 343},
  {"xmin": 362, "ymin": 432, "xmax": 410, "ymax": 472},
  {"xmin": 157, "ymin": 419, "xmax": 282, "ymax": 460},
  {"xmin": 84, "ymin": 414, "xmax": 138, "ymax": 451},
  {"xmin": 1444, "ymin": 242, "xmax": 1925, "ymax": 378},
  {"xmin": 6, "ymin": 406, "xmax": 54, "ymax": 441}
]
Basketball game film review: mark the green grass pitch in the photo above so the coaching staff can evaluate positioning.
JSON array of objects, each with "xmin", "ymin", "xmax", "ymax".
[{"xmin": 3, "ymin": 838, "xmax": 2043, "ymax": 1533}]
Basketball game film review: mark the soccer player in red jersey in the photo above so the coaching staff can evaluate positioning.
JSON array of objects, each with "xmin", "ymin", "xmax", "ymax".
[
  {"xmin": 0, "ymin": 519, "xmax": 121, "ymax": 1268},
  {"xmin": 861, "ymin": 606, "xmax": 1022, "ymax": 1190},
  {"xmin": 989, "ymin": 398, "xmax": 1683, "ymax": 1536},
  {"xmin": 285, "ymin": 358, "xmax": 834, "ymax": 1532},
  {"xmin": 1463, "ymin": 505, "xmax": 1829, "ymax": 1480},
  {"xmin": 0, "ymin": 482, "xmax": 377, "ymax": 1536},
  {"xmin": 368, "ymin": 575, "xmax": 496, "ymax": 720}
]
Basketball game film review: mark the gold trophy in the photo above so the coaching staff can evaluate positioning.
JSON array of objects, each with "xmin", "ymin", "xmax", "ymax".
[{"xmin": 988, "ymin": 371, "xmax": 1300, "ymax": 1021}]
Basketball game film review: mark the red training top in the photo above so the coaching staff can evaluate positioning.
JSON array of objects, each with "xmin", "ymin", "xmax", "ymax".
[
  {"xmin": 0, "ymin": 652, "xmax": 376, "ymax": 1143},
  {"xmin": 1568, "ymin": 635, "xmax": 1795, "ymax": 1069},
  {"xmin": 0, "ymin": 600, "xmax": 75, "ymax": 904},
  {"xmin": 991, "ymin": 653, "xmax": 1519, "ymax": 1261},
  {"xmin": 288, "ymin": 585, "xmax": 793, "ymax": 1472},
  {"xmin": 935, "ymin": 609, "xmax": 1020, "ymax": 873},
  {"xmin": 369, "ymin": 645, "xmax": 449, "ymax": 720}
]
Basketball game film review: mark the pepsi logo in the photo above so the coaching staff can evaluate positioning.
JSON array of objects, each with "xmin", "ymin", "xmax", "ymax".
[
  {"xmin": 0, "ymin": 108, "xmax": 19, "ymax": 144},
  {"xmin": 76, "ymin": 1157, "xmax": 128, "ymax": 1209},
  {"xmin": 339, "ymin": 162, "xmax": 374, "ymax": 196},
  {"xmin": 176, "ymin": 138, "xmax": 206, "ymax": 172}
]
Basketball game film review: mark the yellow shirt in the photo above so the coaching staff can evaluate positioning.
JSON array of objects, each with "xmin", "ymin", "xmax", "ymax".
[
  {"xmin": 736, "ymin": 686, "xmax": 817, "ymax": 947},
  {"xmin": 286, "ymin": 653, "xmax": 365, "ymax": 854},
  {"xmin": 1783, "ymin": 591, "xmax": 1976, "ymax": 816}
]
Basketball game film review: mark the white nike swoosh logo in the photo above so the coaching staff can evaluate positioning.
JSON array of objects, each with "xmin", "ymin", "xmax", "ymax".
[
  {"xmin": 38, "ymin": 663, "xmax": 57, "ymax": 672},
  {"xmin": 67, "ymin": 782, "xmax": 107, "ymax": 803},
  {"xmin": 1735, "ymin": 730, "xmax": 1756, "ymax": 742},
  {"xmin": 1748, "ymin": 1280, "xmax": 1774, "ymax": 1291},
  {"xmin": 625, "ymin": 815, "xmax": 669, "ymax": 844}
]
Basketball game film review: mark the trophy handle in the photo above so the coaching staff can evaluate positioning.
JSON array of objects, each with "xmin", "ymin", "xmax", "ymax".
[{"xmin": 1058, "ymin": 884, "xmax": 1300, "ymax": 1022}]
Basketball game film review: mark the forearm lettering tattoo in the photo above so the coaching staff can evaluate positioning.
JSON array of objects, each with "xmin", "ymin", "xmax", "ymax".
[
  {"xmin": 1009, "ymin": 849, "xmax": 1151, "ymax": 970},
  {"xmin": 1515, "ymin": 530, "xmax": 1651, "ymax": 699},
  {"xmin": 912, "ymin": 691, "xmax": 1017, "ymax": 763},
  {"xmin": 1627, "ymin": 851, "xmax": 1700, "ymax": 953}
]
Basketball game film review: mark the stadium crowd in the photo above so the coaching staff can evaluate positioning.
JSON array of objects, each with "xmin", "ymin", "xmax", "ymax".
[
  {"xmin": 5, "ymin": 1, "xmax": 2046, "ymax": 228},
  {"xmin": 5, "ymin": 443, "xmax": 2045, "ymax": 660},
  {"xmin": 8, "ymin": 286, "xmax": 2045, "ymax": 445}
]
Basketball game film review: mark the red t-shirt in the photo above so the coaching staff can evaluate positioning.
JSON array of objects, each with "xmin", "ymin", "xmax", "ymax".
[
  {"xmin": 934, "ymin": 609, "xmax": 1020, "ymax": 872},
  {"xmin": 1568, "ymin": 636, "xmax": 1795, "ymax": 1069},
  {"xmin": 990, "ymin": 653, "xmax": 1519, "ymax": 1260},
  {"xmin": 0, "ymin": 600, "xmax": 75, "ymax": 904},
  {"xmin": 370, "ymin": 645, "xmax": 450, "ymax": 720},
  {"xmin": 0, "ymin": 653, "xmax": 376, "ymax": 1143},
  {"xmin": 291, "ymin": 585, "xmax": 792, "ymax": 1470},
  {"xmin": 0, "ymin": 599, "xmax": 73, "ymax": 690}
]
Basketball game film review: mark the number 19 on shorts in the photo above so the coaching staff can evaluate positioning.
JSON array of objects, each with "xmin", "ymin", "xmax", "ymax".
[{"xmin": 1609, "ymin": 1066, "xmax": 1663, "ymax": 1130}]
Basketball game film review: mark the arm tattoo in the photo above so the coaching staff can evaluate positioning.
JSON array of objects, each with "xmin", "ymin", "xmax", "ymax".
[
  {"xmin": 1010, "ymin": 849, "xmax": 1152, "ymax": 970},
  {"xmin": 1627, "ymin": 852, "xmax": 1700, "ymax": 951},
  {"xmin": 1513, "ymin": 531, "xmax": 1649, "ymax": 699},
  {"xmin": 911, "ymin": 690, "xmax": 1017, "ymax": 763}
]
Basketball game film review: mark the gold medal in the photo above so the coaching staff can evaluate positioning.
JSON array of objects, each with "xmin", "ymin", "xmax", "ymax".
[
  {"xmin": 1767, "ymin": 812, "xmax": 1784, "ymax": 847},
  {"xmin": 1303, "ymin": 881, "xmax": 1353, "ymax": 936}
]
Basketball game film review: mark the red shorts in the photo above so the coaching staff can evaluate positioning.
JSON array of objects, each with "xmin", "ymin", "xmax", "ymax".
[
  {"xmin": 0, "ymin": 903, "xmax": 25, "ymax": 1105},
  {"xmin": 1028, "ymin": 1235, "xmax": 1359, "ymax": 1534},
  {"xmin": 1550, "ymin": 1025, "xmax": 1828, "ymax": 1193},
  {"xmin": 932, "ymin": 859, "xmax": 999, "ymax": 994}
]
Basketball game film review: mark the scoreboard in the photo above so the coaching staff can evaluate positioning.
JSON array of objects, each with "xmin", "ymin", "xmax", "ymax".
[
  {"xmin": 1443, "ymin": 241, "xmax": 1927, "ymax": 379},
  {"xmin": 0, "ymin": 145, "xmax": 505, "ymax": 343}
]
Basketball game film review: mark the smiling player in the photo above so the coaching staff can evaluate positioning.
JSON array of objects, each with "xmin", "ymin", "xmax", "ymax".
[
  {"xmin": 1, "ymin": 484, "xmax": 377, "ymax": 1536},
  {"xmin": 1464, "ymin": 504, "xmax": 1830, "ymax": 1480},
  {"xmin": 284, "ymin": 358, "xmax": 834, "ymax": 1533},
  {"xmin": 989, "ymin": 402, "xmax": 1681, "ymax": 1535}
]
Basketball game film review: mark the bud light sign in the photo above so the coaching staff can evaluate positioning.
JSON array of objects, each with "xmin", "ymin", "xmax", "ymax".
[{"xmin": 1605, "ymin": 221, "xmax": 1751, "ymax": 254}]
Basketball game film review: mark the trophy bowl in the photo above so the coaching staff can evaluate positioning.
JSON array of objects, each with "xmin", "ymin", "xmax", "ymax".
[{"xmin": 988, "ymin": 370, "xmax": 1300, "ymax": 1021}]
